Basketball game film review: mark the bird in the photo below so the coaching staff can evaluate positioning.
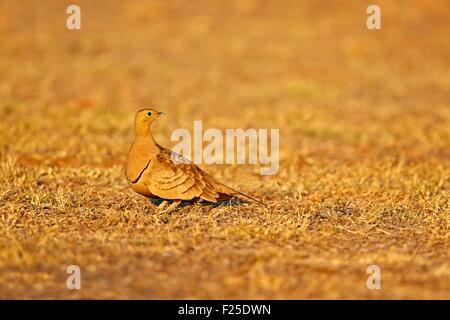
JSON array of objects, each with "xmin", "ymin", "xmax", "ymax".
[{"xmin": 125, "ymin": 108, "xmax": 262, "ymax": 213}]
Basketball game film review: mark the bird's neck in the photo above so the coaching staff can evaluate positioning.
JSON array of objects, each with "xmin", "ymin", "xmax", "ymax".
[
  {"xmin": 135, "ymin": 123, "xmax": 151, "ymax": 137},
  {"xmin": 134, "ymin": 126, "xmax": 160, "ymax": 154}
]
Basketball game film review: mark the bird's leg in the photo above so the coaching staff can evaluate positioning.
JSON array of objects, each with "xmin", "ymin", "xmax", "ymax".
[
  {"xmin": 157, "ymin": 200, "xmax": 169, "ymax": 210},
  {"xmin": 160, "ymin": 200, "xmax": 181, "ymax": 214}
]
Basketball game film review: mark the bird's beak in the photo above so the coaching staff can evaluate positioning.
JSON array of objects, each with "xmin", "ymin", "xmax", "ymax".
[{"xmin": 157, "ymin": 111, "xmax": 166, "ymax": 116}]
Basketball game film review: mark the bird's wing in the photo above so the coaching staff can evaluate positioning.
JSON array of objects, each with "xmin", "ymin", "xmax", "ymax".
[{"xmin": 142, "ymin": 149, "xmax": 227, "ymax": 202}]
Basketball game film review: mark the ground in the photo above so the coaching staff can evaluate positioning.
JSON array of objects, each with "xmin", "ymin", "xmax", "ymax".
[{"xmin": 0, "ymin": 0, "xmax": 449, "ymax": 299}]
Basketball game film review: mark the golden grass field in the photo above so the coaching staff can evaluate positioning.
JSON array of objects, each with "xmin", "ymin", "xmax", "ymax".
[{"xmin": 0, "ymin": 0, "xmax": 449, "ymax": 299}]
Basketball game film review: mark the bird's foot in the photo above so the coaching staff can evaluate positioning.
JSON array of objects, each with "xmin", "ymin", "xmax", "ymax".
[
  {"xmin": 159, "ymin": 200, "xmax": 181, "ymax": 214},
  {"xmin": 157, "ymin": 200, "xmax": 169, "ymax": 210}
]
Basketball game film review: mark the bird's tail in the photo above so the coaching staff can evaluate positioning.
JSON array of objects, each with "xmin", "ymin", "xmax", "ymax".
[
  {"xmin": 235, "ymin": 190, "xmax": 265, "ymax": 205},
  {"xmin": 219, "ymin": 183, "xmax": 264, "ymax": 205}
]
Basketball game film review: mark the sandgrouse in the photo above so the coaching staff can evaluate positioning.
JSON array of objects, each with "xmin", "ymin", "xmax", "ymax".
[{"xmin": 125, "ymin": 108, "xmax": 261, "ymax": 213}]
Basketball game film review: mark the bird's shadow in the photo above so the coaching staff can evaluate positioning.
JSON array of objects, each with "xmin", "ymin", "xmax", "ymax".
[{"xmin": 149, "ymin": 197, "xmax": 248, "ymax": 208}]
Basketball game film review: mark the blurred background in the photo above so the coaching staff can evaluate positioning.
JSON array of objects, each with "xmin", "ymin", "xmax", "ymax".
[
  {"xmin": 0, "ymin": 0, "xmax": 449, "ymax": 299},
  {"xmin": 0, "ymin": 0, "xmax": 449, "ymax": 164}
]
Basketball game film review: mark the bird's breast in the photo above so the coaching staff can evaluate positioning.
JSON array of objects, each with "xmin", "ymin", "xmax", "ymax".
[{"xmin": 125, "ymin": 137, "xmax": 159, "ymax": 183}]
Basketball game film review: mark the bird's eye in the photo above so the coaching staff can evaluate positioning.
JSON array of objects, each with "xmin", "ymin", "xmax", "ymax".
[{"xmin": 147, "ymin": 112, "xmax": 152, "ymax": 117}]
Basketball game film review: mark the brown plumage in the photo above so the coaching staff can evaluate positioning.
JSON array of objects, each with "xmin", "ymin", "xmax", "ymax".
[{"xmin": 125, "ymin": 108, "xmax": 262, "ymax": 213}]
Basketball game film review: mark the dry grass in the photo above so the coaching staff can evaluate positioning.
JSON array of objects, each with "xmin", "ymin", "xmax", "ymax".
[{"xmin": 0, "ymin": 0, "xmax": 449, "ymax": 299}]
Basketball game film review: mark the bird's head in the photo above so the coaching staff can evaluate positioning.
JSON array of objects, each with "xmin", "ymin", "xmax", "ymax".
[{"xmin": 134, "ymin": 108, "xmax": 165, "ymax": 136}]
